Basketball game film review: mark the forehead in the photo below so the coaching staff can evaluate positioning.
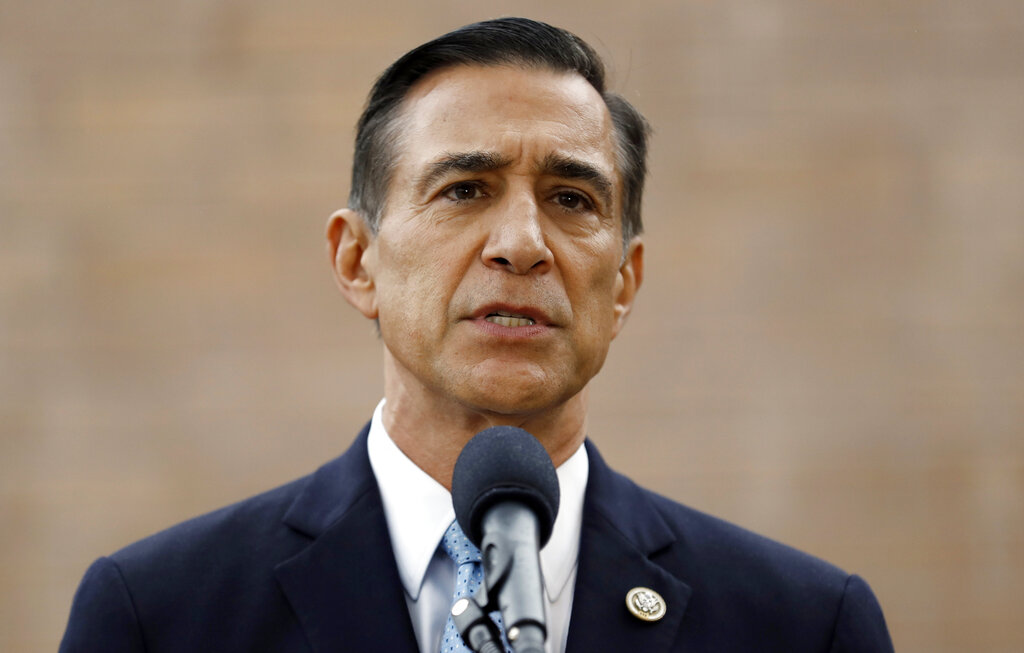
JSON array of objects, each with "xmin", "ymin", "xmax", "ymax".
[{"xmin": 392, "ymin": 64, "xmax": 618, "ymax": 184}]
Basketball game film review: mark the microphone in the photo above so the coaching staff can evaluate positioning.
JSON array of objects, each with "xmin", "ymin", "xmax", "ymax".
[{"xmin": 451, "ymin": 426, "xmax": 560, "ymax": 653}]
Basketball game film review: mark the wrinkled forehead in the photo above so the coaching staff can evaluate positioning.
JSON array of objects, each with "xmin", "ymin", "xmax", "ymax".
[{"xmin": 391, "ymin": 64, "xmax": 619, "ymax": 187}]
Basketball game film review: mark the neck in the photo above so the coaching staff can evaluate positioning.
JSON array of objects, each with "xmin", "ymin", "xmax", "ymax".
[{"xmin": 379, "ymin": 353, "xmax": 589, "ymax": 490}]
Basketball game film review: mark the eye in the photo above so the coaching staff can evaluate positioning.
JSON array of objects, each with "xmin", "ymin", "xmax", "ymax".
[
  {"xmin": 554, "ymin": 190, "xmax": 592, "ymax": 211},
  {"xmin": 442, "ymin": 181, "xmax": 484, "ymax": 202}
]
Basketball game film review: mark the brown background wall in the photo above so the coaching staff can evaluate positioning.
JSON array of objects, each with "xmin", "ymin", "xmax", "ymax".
[{"xmin": 2, "ymin": 1, "xmax": 1022, "ymax": 651}]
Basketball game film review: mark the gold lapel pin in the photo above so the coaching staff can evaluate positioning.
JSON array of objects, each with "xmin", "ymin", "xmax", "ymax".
[{"xmin": 626, "ymin": 586, "xmax": 666, "ymax": 622}]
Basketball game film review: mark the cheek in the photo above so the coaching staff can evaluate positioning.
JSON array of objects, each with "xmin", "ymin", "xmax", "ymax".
[
  {"xmin": 573, "ymin": 236, "xmax": 623, "ymax": 297},
  {"xmin": 567, "ymin": 258, "xmax": 624, "ymax": 338},
  {"xmin": 375, "ymin": 229, "xmax": 468, "ymax": 319}
]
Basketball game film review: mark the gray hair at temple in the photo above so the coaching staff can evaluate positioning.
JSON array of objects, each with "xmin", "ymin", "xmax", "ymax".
[{"xmin": 347, "ymin": 17, "xmax": 651, "ymax": 243}]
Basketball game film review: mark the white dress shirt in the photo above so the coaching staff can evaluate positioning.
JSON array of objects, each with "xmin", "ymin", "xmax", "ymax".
[{"xmin": 366, "ymin": 399, "xmax": 588, "ymax": 653}]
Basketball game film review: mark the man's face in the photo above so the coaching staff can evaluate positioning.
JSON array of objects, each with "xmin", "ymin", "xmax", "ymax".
[{"xmin": 358, "ymin": 64, "xmax": 641, "ymax": 417}]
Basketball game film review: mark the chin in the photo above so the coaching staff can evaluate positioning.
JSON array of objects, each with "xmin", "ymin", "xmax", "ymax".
[
  {"xmin": 453, "ymin": 376, "xmax": 582, "ymax": 419},
  {"xmin": 466, "ymin": 397, "xmax": 555, "ymax": 418}
]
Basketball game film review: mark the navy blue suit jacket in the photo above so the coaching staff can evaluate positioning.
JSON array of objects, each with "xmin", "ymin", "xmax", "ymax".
[{"xmin": 61, "ymin": 426, "xmax": 894, "ymax": 652}]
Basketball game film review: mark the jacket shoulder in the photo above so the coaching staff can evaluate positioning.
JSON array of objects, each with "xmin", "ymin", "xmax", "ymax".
[
  {"xmin": 587, "ymin": 451, "xmax": 852, "ymax": 593},
  {"xmin": 110, "ymin": 472, "xmax": 313, "ymax": 575},
  {"xmin": 584, "ymin": 452, "xmax": 893, "ymax": 652},
  {"xmin": 645, "ymin": 487, "xmax": 850, "ymax": 581},
  {"xmin": 61, "ymin": 474, "xmax": 319, "ymax": 653},
  {"xmin": 62, "ymin": 430, "xmax": 374, "ymax": 652},
  {"xmin": 643, "ymin": 486, "xmax": 893, "ymax": 652}
]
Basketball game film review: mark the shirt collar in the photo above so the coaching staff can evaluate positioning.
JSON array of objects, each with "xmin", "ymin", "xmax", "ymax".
[
  {"xmin": 366, "ymin": 399, "xmax": 589, "ymax": 603},
  {"xmin": 540, "ymin": 434, "xmax": 588, "ymax": 603},
  {"xmin": 367, "ymin": 399, "xmax": 454, "ymax": 601}
]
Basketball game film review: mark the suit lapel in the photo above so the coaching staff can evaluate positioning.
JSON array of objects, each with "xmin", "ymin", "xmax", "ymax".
[
  {"xmin": 274, "ymin": 427, "xmax": 419, "ymax": 652},
  {"xmin": 566, "ymin": 442, "xmax": 692, "ymax": 653}
]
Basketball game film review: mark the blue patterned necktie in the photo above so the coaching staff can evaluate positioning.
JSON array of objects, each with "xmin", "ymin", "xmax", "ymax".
[{"xmin": 439, "ymin": 520, "xmax": 511, "ymax": 653}]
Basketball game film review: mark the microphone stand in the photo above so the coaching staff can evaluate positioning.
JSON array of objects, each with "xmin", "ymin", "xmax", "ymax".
[
  {"xmin": 450, "ymin": 591, "xmax": 505, "ymax": 653},
  {"xmin": 451, "ymin": 503, "xmax": 547, "ymax": 653}
]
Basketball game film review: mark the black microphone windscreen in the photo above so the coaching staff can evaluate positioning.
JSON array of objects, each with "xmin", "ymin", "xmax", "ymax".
[{"xmin": 452, "ymin": 426, "xmax": 560, "ymax": 548}]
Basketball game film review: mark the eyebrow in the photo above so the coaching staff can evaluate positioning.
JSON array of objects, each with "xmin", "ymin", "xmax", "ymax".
[
  {"xmin": 414, "ymin": 151, "xmax": 514, "ymax": 196},
  {"xmin": 537, "ymin": 153, "xmax": 614, "ymax": 209}
]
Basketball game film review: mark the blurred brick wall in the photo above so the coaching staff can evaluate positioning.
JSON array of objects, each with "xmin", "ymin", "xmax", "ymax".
[{"xmin": 2, "ymin": 1, "xmax": 1022, "ymax": 651}]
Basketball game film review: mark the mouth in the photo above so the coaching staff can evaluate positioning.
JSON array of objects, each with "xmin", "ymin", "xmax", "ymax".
[
  {"xmin": 484, "ymin": 311, "xmax": 537, "ymax": 328},
  {"xmin": 470, "ymin": 303, "xmax": 553, "ymax": 331}
]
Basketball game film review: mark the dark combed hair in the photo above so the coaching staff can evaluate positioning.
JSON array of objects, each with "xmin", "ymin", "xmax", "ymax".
[{"xmin": 348, "ymin": 17, "xmax": 651, "ymax": 242}]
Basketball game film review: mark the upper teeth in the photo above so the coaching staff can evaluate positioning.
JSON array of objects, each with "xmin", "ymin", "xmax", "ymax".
[{"xmin": 486, "ymin": 313, "xmax": 536, "ymax": 327}]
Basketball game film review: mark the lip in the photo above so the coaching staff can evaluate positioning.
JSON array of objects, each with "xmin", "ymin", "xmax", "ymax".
[
  {"xmin": 465, "ymin": 302, "xmax": 557, "ymax": 338},
  {"xmin": 469, "ymin": 303, "xmax": 555, "ymax": 326}
]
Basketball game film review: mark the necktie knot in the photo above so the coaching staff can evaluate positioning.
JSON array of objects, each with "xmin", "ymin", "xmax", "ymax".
[{"xmin": 442, "ymin": 520, "xmax": 481, "ymax": 566}]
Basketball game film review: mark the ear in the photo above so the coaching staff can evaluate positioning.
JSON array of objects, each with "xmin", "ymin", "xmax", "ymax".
[
  {"xmin": 611, "ymin": 236, "xmax": 643, "ymax": 338},
  {"xmin": 326, "ymin": 208, "xmax": 378, "ymax": 320}
]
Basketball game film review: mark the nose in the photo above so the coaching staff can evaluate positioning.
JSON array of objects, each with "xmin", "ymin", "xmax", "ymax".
[{"xmin": 480, "ymin": 194, "xmax": 553, "ymax": 275}]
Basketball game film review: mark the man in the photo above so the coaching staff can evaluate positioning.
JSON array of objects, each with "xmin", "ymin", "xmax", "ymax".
[{"xmin": 61, "ymin": 18, "xmax": 894, "ymax": 653}]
